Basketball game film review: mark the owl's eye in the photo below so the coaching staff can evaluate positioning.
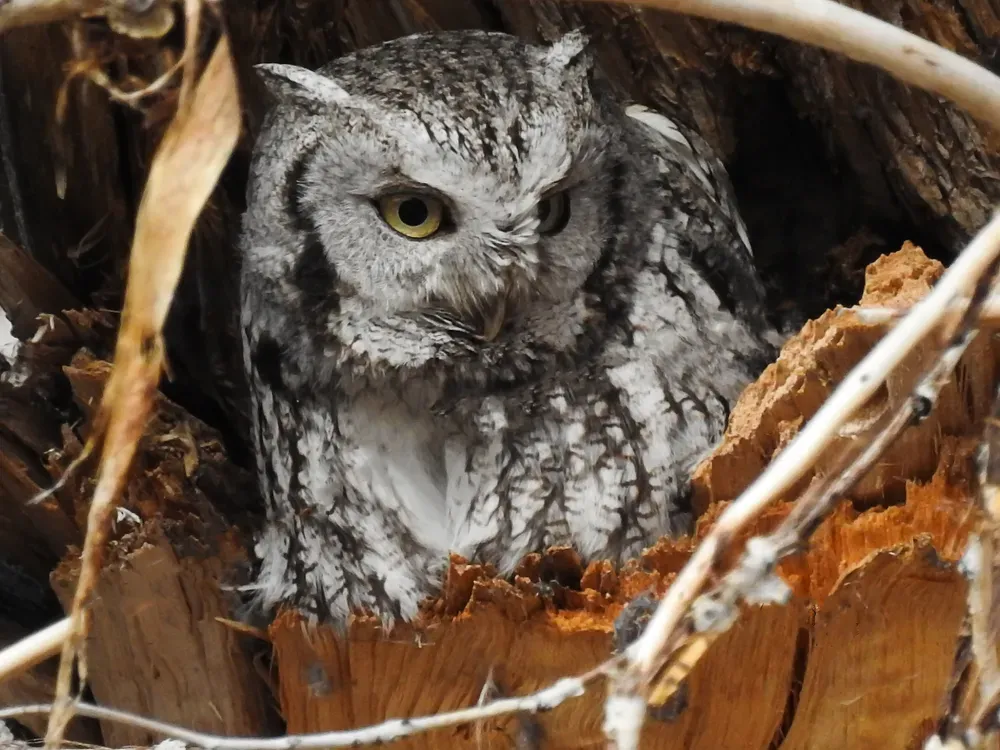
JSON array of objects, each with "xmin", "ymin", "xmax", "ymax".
[
  {"xmin": 378, "ymin": 194, "xmax": 444, "ymax": 239},
  {"xmin": 537, "ymin": 192, "xmax": 570, "ymax": 235}
]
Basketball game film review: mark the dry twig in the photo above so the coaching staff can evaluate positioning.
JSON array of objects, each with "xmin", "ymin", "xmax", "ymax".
[
  {"xmin": 926, "ymin": 391, "xmax": 1000, "ymax": 749},
  {"xmin": 0, "ymin": 620, "xmax": 71, "ymax": 686},
  {"xmin": 41, "ymin": 20, "xmax": 241, "ymax": 750},
  {"xmin": 599, "ymin": 212, "xmax": 1000, "ymax": 747},
  {"xmin": 0, "ymin": 0, "xmax": 176, "ymax": 35},
  {"xmin": 853, "ymin": 296, "xmax": 1000, "ymax": 326},
  {"xmin": 0, "ymin": 669, "xmax": 605, "ymax": 749},
  {"xmin": 0, "ymin": 0, "xmax": 102, "ymax": 31}
]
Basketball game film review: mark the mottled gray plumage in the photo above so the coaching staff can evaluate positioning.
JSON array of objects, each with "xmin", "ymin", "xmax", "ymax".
[{"xmin": 240, "ymin": 29, "xmax": 774, "ymax": 625}]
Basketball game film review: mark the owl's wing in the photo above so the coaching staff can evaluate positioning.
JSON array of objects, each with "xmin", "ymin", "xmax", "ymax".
[
  {"xmin": 626, "ymin": 105, "xmax": 752, "ymax": 257},
  {"xmin": 626, "ymin": 104, "xmax": 768, "ymax": 328}
]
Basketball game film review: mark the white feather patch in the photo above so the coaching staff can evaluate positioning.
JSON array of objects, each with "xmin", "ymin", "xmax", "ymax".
[{"xmin": 626, "ymin": 104, "xmax": 754, "ymax": 258}]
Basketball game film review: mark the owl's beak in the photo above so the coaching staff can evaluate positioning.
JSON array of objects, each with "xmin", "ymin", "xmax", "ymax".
[{"xmin": 481, "ymin": 292, "xmax": 507, "ymax": 342}]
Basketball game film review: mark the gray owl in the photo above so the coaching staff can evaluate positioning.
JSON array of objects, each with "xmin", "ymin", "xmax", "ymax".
[{"xmin": 240, "ymin": 29, "xmax": 774, "ymax": 626}]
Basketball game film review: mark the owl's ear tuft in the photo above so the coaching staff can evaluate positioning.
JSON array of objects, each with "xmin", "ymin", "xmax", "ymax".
[
  {"xmin": 543, "ymin": 29, "xmax": 593, "ymax": 73},
  {"xmin": 255, "ymin": 63, "xmax": 351, "ymax": 106}
]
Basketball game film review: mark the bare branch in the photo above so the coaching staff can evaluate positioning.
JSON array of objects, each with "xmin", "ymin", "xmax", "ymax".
[
  {"xmin": 0, "ymin": 669, "xmax": 603, "ymax": 750},
  {"xmin": 589, "ymin": 0, "xmax": 1000, "ymax": 129},
  {"xmin": 926, "ymin": 388, "xmax": 1000, "ymax": 748},
  {"xmin": 608, "ymin": 323, "xmax": 983, "ymax": 737},
  {"xmin": 853, "ymin": 296, "xmax": 1000, "ymax": 326},
  {"xmin": 970, "ymin": 534, "xmax": 1000, "ymax": 711},
  {"xmin": 0, "ymin": 619, "xmax": 71, "ymax": 685},
  {"xmin": 0, "ymin": 721, "xmax": 190, "ymax": 750},
  {"xmin": 622, "ymin": 211, "xmax": 1000, "ymax": 689},
  {"xmin": 0, "ymin": 0, "xmax": 102, "ymax": 32}
]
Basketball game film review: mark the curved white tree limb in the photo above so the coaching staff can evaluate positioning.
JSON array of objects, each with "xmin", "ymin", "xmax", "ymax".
[
  {"xmin": 0, "ymin": 671, "xmax": 598, "ymax": 750},
  {"xmin": 585, "ymin": 0, "xmax": 1000, "ymax": 129},
  {"xmin": 0, "ymin": 619, "xmax": 70, "ymax": 684}
]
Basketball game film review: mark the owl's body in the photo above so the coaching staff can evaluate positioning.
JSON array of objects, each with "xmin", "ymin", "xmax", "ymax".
[{"xmin": 241, "ymin": 30, "xmax": 774, "ymax": 624}]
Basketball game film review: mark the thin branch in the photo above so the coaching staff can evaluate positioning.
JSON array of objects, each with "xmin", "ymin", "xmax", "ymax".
[
  {"xmin": 853, "ymin": 296, "xmax": 1000, "ymax": 326},
  {"xmin": 611, "ymin": 328, "xmax": 983, "ymax": 738},
  {"xmin": 0, "ymin": 0, "xmax": 102, "ymax": 32},
  {"xmin": 927, "ymin": 389, "xmax": 1000, "ymax": 748},
  {"xmin": 0, "ymin": 723, "xmax": 188, "ymax": 750},
  {"xmin": 0, "ymin": 619, "xmax": 71, "ymax": 684},
  {"xmin": 590, "ymin": 0, "xmax": 1000, "ymax": 130},
  {"xmin": 619, "ymin": 211, "xmax": 1000, "ymax": 688},
  {"xmin": 969, "ymin": 533, "xmax": 1000, "ymax": 714},
  {"xmin": 0, "ymin": 668, "xmax": 604, "ymax": 750}
]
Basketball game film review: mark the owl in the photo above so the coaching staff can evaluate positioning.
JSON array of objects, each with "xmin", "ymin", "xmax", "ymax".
[{"xmin": 240, "ymin": 29, "xmax": 775, "ymax": 626}]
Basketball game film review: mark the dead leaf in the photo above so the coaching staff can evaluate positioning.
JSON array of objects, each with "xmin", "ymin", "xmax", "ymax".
[{"xmin": 43, "ymin": 30, "xmax": 241, "ymax": 750}]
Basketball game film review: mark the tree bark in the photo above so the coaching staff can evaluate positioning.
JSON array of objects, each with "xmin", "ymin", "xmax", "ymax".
[{"xmin": 0, "ymin": 1, "xmax": 998, "ymax": 748}]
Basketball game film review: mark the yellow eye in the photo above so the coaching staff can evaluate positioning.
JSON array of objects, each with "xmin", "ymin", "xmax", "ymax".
[
  {"xmin": 378, "ymin": 194, "xmax": 443, "ymax": 239},
  {"xmin": 537, "ymin": 191, "xmax": 570, "ymax": 234}
]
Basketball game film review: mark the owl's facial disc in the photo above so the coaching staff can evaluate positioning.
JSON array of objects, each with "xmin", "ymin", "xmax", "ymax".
[
  {"xmin": 268, "ymin": 30, "xmax": 620, "ymax": 358},
  {"xmin": 425, "ymin": 189, "xmax": 577, "ymax": 341},
  {"xmin": 359, "ymin": 179, "xmax": 576, "ymax": 340},
  {"xmin": 471, "ymin": 194, "xmax": 571, "ymax": 340}
]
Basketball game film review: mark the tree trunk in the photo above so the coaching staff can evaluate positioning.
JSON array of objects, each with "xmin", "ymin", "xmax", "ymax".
[{"xmin": 0, "ymin": 1, "xmax": 997, "ymax": 748}]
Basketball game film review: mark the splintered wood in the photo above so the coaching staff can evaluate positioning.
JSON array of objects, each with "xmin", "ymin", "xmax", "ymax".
[
  {"xmin": 692, "ymin": 242, "xmax": 999, "ymax": 516},
  {"xmin": 51, "ymin": 532, "xmax": 276, "ymax": 747},
  {"xmin": 267, "ymin": 244, "xmax": 986, "ymax": 750},
  {"xmin": 47, "ymin": 353, "xmax": 278, "ymax": 746},
  {"xmin": 0, "ymin": 258, "xmax": 275, "ymax": 744},
  {"xmin": 0, "ymin": 242, "xmax": 989, "ymax": 749}
]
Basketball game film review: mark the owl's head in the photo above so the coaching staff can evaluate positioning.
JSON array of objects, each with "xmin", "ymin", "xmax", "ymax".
[{"xmin": 243, "ymin": 30, "xmax": 647, "ymax": 382}]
